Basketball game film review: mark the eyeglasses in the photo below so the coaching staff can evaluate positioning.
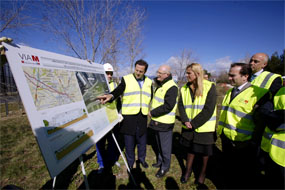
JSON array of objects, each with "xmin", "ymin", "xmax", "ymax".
[
  {"xmin": 156, "ymin": 71, "xmax": 167, "ymax": 75},
  {"xmin": 106, "ymin": 71, "xmax": 113, "ymax": 76},
  {"xmin": 249, "ymin": 59, "xmax": 260, "ymax": 63}
]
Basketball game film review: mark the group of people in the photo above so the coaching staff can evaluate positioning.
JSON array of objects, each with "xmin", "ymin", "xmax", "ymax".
[{"xmin": 96, "ymin": 53, "xmax": 284, "ymax": 189}]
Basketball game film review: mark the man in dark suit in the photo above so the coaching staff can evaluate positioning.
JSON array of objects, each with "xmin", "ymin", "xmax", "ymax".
[
  {"xmin": 249, "ymin": 53, "xmax": 283, "ymax": 178},
  {"xmin": 218, "ymin": 63, "xmax": 268, "ymax": 188},
  {"xmin": 97, "ymin": 60, "xmax": 153, "ymax": 171}
]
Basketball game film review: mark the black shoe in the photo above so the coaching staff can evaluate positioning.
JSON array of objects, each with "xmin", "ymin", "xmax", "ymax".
[
  {"xmin": 155, "ymin": 168, "xmax": 169, "ymax": 178},
  {"xmin": 140, "ymin": 161, "xmax": 149, "ymax": 168},
  {"xmin": 180, "ymin": 176, "xmax": 189, "ymax": 184},
  {"xmin": 196, "ymin": 182, "xmax": 208, "ymax": 190},
  {"xmin": 152, "ymin": 162, "xmax": 161, "ymax": 168}
]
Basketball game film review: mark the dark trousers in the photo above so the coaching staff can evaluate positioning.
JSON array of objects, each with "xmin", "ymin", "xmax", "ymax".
[
  {"xmin": 124, "ymin": 128, "xmax": 147, "ymax": 168},
  {"xmin": 221, "ymin": 133, "xmax": 258, "ymax": 189},
  {"xmin": 96, "ymin": 124, "xmax": 120, "ymax": 167},
  {"xmin": 154, "ymin": 130, "xmax": 173, "ymax": 170},
  {"xmin": 259, "ymin": 149, "xmax": 285, "ymax": 189}
]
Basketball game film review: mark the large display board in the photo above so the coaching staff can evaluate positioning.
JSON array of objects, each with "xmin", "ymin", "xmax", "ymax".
[{"xmin": 3, "ymin": 43, "xmax": 119, "ymax": 178}]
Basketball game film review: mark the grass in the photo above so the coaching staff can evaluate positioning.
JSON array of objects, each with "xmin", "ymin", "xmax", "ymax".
[{"xmin": 0, "ymin": 85, "xmax": 228, "ymax": 190}]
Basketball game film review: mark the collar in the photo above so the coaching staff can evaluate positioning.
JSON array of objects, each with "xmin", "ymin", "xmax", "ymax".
[
  {"xmin": 133, "ymin": 73, "xmax": 145, "ymax": 81},
  {"xmin": 254, "ymin": 69, "xmax": 264, "ymax": 76},
  {"xmin": 236, "ymin": 82, "xmax": 248, "ymax": 91},
  {"xmin": 154, "ymin": 75, "xmax": 173, "ymax": 87}
]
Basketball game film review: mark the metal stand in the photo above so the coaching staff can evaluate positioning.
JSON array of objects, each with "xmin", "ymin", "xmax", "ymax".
[
  {"xmin": 52, "ymin": 130, "xmax": 136, "ymax": 189},
  {"xmin": 52, "ymin": 156, "xmax": 90, "ymax": 190},
  {"xmin": 52, "ymin": 176, "xmax": 56, "ymax": 189},
  {"xmin": 111, "ymin": 131, "xmax": 137, "ymax": 186},
  {"xmin": 79, "ymin": 155, "xmax": 90, "ymax": 190}
]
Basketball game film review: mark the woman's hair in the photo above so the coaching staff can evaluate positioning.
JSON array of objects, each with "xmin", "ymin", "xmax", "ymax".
[{"xmin": 186, "ymin": 63, "xmax": 204, "ymax": 97}]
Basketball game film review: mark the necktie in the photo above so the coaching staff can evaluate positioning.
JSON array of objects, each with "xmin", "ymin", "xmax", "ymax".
[
  {"xmin": 231, "ymin": 88, "xmax": 240, "ymax": 101},
  {"xmin": 250, "ymin": 74, "xmax": 257, "ymax": 82}
]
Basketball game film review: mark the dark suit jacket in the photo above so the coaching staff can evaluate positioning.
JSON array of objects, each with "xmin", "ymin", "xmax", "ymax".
[{"xmin": 110, "ymin": 75, "xmax": 153, "ymax": 136}]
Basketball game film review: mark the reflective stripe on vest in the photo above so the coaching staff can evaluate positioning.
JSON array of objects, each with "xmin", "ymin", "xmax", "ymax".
[
  {"xmin": 269, "ymin": 133, "xmax": 285, "ymax": 167},
  {"xmin": 181, "ymin": 80, "xmax": 216, "ymax": 132},
  {"xmin": 260, "ymin": 83, "xmax": 285, "ymax": 152},
  {"xmin": 151, "ymin": 79, "xmax": 178, "ymax": 124},
  {"xmin": 218, "ymin": 85, "xmax": 267, "ymax": 141},
  {"xmin": 268, "ymin": 87, "xmax": 285, "ymax": 167},
  {"xmin": 121, "ymin": 74, "xmax": 152, "ymax": 115},
  {"xmin": 251, "ymin": 71, "xmax": 282, "ymax": 90},
  {"xmin": 277, "ymin": 123, "xmax": 285, "ymax": 132}
]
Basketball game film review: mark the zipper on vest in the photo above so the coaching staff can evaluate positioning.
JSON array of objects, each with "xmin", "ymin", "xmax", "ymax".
[{"xmin": 140, "ymin": 88, "xmax": 142, "ymax": 110}]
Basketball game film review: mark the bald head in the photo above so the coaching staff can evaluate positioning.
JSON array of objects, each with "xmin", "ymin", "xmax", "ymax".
[
  {"xmin": 249, "ymin": 53, "xmax": 269, "ymax": 74},
  {"xmin": 160, "ymin": 65, "xmax": 171, "ymax": 74},
  {"xmin": 156, "ymin": 65, "xmax": 171, "ymax": 82}
]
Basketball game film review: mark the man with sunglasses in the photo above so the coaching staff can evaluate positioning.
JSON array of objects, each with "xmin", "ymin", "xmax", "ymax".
[
  {"xmin": 249, "ymin": 53, "xmax": 282, "ymax": 96},
  {"xmin": 95, "ymin": 63, "xmax": 122, "ymax": 173},
  {"xmin": 249, "ymin": 53, "xmax": 283, "ymax": 186}
]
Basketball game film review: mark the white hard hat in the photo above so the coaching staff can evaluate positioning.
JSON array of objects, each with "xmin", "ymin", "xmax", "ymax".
[{"xmin": 103, "ymin": 63, "xmax": 114, "ymax": 72}]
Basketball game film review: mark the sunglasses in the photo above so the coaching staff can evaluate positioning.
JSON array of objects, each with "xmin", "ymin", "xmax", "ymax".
[
  {"xmin": 106, "ymin": 71, "xmax": 113, "ymax": 76},
  {"xmin": 249, "ymin": 59, "xmax": 260, "ymax": 63}
]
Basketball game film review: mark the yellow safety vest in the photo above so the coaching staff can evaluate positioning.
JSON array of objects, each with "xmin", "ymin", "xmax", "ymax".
[
  {"xmin": 151, "ymin": 79, "xmax": 178, "ymax": 124},
  {"xmin": 122, "ymin": 74, "xmax": 152, "ymax": 115},
  {"xmin": 251, "ymin": 71, "xmax": 282, "ymax": 90},
  {"xmin": 258, "ymin": 72, "xmax": 282, "ymax": 152},
  {"xmin": 269, "ymin": 132, "xmax": 285, "ymax": 167},
  {"xmin": 180, "ymin": 80, "xmax": 216, "ymax": 132},
  {"xmin": 105, "ymin": 81, "xmax": 117, "ymax": 110},
  {"xmin": 268, "ymin": 87, "xmax": 285, "ymax": 167},
  {"xmin": 261, "ymin": 127, "xmax": 274, "ymax": 152},
  {"xmin": 218, "ymin": 85, "xmax": 267, "ymax": 141}
]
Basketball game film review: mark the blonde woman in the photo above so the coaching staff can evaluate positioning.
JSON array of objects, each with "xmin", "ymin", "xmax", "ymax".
[{"xmin": 178, "ymin": 63, "xmax": 217, "ymax": 185}]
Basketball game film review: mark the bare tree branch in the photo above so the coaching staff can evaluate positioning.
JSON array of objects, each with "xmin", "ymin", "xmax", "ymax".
[
  {"xmin": 123, "ymin": 7, "xmax": 146, "ymax": 72},
  {"xmin": 175, "ymin": 49, "xmax": 196, "ymax": 84},
  {"xmin": 41, "ymin": 0, "xmax": 144, "ymax": 71},
  {"xmin": 0, "ymin": 0, "xmax": 33, "ymax": 33}
]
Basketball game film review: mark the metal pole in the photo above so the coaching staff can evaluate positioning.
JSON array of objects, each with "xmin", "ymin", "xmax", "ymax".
[
  {"xmin": 79, "ymin": 155, "xmax": 90, "ymax": 190},
  {"xmin": 52, "ymin": 176, "xmax": 56, "ymax": 189},
  {"xmin": 111, "ymin": 131, "xmax": 137, "ymax": 186}
]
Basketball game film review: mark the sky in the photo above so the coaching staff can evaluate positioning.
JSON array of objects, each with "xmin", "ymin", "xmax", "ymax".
[
  {"xmin": 138, "ymin": 0, "xmax": 284, "ymax": 75},
  {"xmin": 1, "ymin": 0, "xmax": 284, "ymax": 76}
]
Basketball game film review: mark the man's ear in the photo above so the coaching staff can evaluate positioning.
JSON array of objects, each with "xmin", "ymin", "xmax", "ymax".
[{"xmin": 263, "ymin": 62, "xmax": 268, "ymax": 68}]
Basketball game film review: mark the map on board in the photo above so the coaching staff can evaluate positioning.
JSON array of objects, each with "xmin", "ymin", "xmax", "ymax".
[
  {"xmin": 23, "ymin": 67, "xmax": 83, "ymax": 111},
  {"xmin": 76, "ymin": 72, "xmax": 109, "ymax": 114},
  {"xmin": 3, "ymin": 42, "xmax": 119, "ymax": 178}
]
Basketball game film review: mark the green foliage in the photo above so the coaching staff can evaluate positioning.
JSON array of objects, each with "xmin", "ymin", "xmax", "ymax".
[
  {"xmin": 0, "ymin": 116, "xmax": 50, "ymax": 189},
  {"xmin": 266, "ymin": 50, "xmax": 285, "ymax": 76}
]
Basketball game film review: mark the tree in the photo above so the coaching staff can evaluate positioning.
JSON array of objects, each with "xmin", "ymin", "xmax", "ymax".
[
  {"xmin": 216, "ymin": 71, "xmax": 229, "ymax": 83},
  {"xmin": 238, "ymin": 53, "xmax": 251, "ymax": 64},
  {"xmin": 0, "ymin": 0, "xmax": 33, "ymax": 33},
  {"xmin": 170, "ymin": 48, "xmax": 196, "ymax": 85},
  {"xmin": 0, "ymin": 0, "xmax": 35, "ymax": 94},
  {"xmin": 124, "ymin": 8, "xmax": 145, "ymax": 72},
  {"xmin": 267, "ymin": 50, "xmax": 285, "ymax": 76},
  {"xmin": 41, "ymin": 0, "xmax": 145, "ymax": 70}
]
